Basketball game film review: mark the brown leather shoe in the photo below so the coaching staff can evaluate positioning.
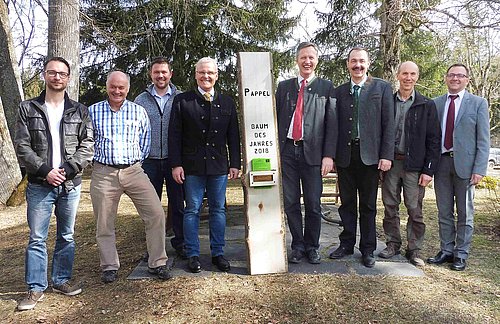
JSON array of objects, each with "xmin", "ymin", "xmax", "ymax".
[
  {"xmin": 406, "ymin": 250, "xmax": 424, "ymax": 267},
  {"xmin": 378, "ymin": 244, "xmax": 400, "ymax": 259}
]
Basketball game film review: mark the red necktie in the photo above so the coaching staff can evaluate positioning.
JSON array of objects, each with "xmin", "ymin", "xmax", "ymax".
[
  {"xmin": 444, "ymin": 95, "xmax": 458, "ymax": 150},
  {"xmin": 292, "ymin": 79, "xmax": 306, "ymax": 141}
]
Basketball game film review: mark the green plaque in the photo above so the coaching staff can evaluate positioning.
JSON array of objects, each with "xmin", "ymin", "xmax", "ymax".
[{"xmin": 251, "ymin": 158, "xmax": 271, "ymax": 171}]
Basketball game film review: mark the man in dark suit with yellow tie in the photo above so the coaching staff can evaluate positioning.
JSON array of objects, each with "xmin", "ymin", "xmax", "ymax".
[
  {"xmin": 276, "ymin": 42, "xmax": 337, "ymax": 264},
  {"xmin": 329, "ymin": 47, "xmax": 395, "ymax": 268}
]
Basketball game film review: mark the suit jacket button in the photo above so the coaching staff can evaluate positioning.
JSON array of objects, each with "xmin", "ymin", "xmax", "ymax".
[
  {"xmin": 214, "ymin": 130, "xmax": 218, "ymax": 133},
  {"xmin": 350, "ymin": 104, "xmax": 353, "ymax": 108},
  {"xmin": 348, "ymin": 142, "xmax": 351, "ymax": 146},
  {"xmin": 206, "ymin": 143, "xmax": 210, "ymax": 146},
  {"xmin": 212, "ymin": 143, "xmax": 216, "ymax": 147},
  {"xmin": 202, "ymin": 130, "xmax": 206, "ymax": 133},
  {"xmin": 204, "ymin": 157, "xmax": 207, "ymax": 160},
  {"xmin": 201, "ymin": 116, "xmax": 205, "ymax": 120},
  {"xmin": 212, "ymin": 156, "xmax": 216, "ymax": 159},
  {"xmin": 349, "ymin": 117, "xmax": 352, "ymax": 121}
]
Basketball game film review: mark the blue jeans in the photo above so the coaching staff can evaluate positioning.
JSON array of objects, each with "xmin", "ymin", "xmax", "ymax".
[
  {"xmin": 142, "ymin": 158, "xmax": 185, "ymax": 250},
  {"xmin": 183, "ymin": 175, "xmax": 227, "ymax": 257},
  {"xmin": 25, "ymin": 183, "xmax": 81, "ymax": 292}
]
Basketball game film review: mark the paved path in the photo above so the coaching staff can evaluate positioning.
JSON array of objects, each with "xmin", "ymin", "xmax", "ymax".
[{"xmin": 129, "ymin": 205, "xmax": 424, "ymax": 279}]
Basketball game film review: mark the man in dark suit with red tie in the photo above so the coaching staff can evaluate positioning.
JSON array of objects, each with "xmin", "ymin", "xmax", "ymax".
[
  {"xmin": 329, "ymin": 47, "xmax": 395, "ymax": 268},
  {"xmin": 276, "ymin": 42, "xmax": 337, "ymax": 264}
]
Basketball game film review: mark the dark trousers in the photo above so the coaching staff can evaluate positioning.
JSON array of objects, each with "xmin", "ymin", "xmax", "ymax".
[
  {"xmin": 142, "ymin": 158, "xmax": 185, "ymax": 250},
  {"xmin": 281, "ymin": 140, "xmax": 323, "ymax": 252},
  {"xmin": 337, "ymin": 144, "xmax": 379, "ymax": 254}
]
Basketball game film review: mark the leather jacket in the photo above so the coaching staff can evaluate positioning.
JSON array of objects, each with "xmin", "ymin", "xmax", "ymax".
[{"xmin": 14, "ymin": 91, "xmax": 94, "ymax": 190}]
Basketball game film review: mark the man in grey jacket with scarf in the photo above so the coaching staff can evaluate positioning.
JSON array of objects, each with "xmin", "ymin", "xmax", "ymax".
[{"xmin": 135, "ymin": 57, "xmax": 185, "ymax": 259}]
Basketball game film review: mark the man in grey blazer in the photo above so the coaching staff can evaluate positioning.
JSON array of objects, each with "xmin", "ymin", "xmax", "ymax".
[
  {"xmin": 329, "ymin": 47, "xmax": 395, "ymax": 268},
  {"xmin": 427, "ymin": 64, "xmax": 490, "ymax": 271},
  {"xmin": 276, "ymin": 42, "xmax": 337, "ymax": 264}
]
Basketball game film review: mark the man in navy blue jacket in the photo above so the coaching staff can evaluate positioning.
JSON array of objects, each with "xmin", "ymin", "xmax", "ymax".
[{"xmin": 169, "ymin": 57, "xmax": 241, "ymax": 273}]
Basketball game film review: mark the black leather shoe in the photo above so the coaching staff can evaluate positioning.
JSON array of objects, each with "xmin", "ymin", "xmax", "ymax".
[
  {"xmin": 175, "ymin": 247, "xmax": 188, "ymax": 260},
  {"xmin": 212, "ymin": 255, "xmax": 230, "ymax": 272},
  {"xmin": 188, "ymin": 256, "xmax": 202, "ymax": 273},
  {"xmin": 289, "ymin": 249, "xmax": 304, "ymax": 264},
  {"xmin": 102, "ymin": 270, "xmax": 118, "ymax": 283},
  {"xmin": 362, "ymin": 252, "xmax": 375, "ymax": 268},
  {"xmin": 450, "ymin": 258, "xmax": 466, "ymax": 271},
  {"xmin": 306, "ymin": 250, "xmax": 321, "ymax": 264},
  {"xmin": 148, "ymin": 265, "xmax": 173, "ymax": 280},
  {"xmin": 329, "ymin": 246, "xmax": 354, "ymax": 259},
  {"xmin": 427, "ymin": 251, "xmax": 453, "ymax": 264}
]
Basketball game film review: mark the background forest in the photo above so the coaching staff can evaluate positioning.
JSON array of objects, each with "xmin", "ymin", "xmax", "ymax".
[
  {"xmin": 4, "ymin": 0, "xmax": 500, "ymax": 138},
  {"xmin": 1, "ymin": 0, "xmax": 499, "ymax": 204}
]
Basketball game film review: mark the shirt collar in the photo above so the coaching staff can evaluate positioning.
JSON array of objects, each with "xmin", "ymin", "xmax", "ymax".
[
  {"xmin": 351, "ymin": 75, "xmax": 368, "ymax": 90},
  {"xmin": 298, "ymin": 73, "xmax": 315, "ymax": 86},
  {"xmin": 152, "ymin": 85, "xmax": 172, "ymax": 98},
  {"xmin": 447, "ymin": 88, "xmax": 466, "ymax": 99},
  {"xmin": 396, "ymin": 89, "xmax": 415, "ymax": 102},
  {"xmin": 106, "ymin": 99, "xmax": 129, "ymax": 111},
  {"xmin": 198, "ymin": 86, "xmax": 214, "ymax": 97}
]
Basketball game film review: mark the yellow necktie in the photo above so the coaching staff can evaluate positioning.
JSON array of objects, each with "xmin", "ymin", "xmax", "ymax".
[{"xmin": 203, "ymin": 92, "xmax": 211, "ymax": 102}]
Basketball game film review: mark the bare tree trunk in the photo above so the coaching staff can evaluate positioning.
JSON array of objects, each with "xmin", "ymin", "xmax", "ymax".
[
  {"xmin": 0, "ymin": 0, "xmax": 24, "ymax": 142},
  {"xmin": 0, "ymin": 98, "xmax": 23, "ymax": 207},
  {"xmin": 379, "ymin": 0, "xmax": 402, "ymax": 87},
  {"xmin": 0, "ymin": 1, "xmax": 25, "ymax": 206},
  {"xmin": 48, "ymin": 0, "xmax": 80, "ymax": 101}
]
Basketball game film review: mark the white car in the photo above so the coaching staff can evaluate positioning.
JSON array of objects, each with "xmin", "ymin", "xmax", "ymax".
[{"xmin": 489, "ymin": 147, "xmax": 500, "ymax": 168}]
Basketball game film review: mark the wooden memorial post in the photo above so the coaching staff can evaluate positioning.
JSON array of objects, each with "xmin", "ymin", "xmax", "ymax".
[{"xmin": 237, "ymin": 52, "xmax": 287, "ymax": 275}]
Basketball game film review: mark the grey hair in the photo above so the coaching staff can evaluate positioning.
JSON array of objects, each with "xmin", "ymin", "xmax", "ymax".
[
  {"xmin": 195, "ymin": 57, "xmax": 218, "ymax": 72},
  {"xmin": 106, "ymin": 70, "xmax": 131, "ymax": 86}
]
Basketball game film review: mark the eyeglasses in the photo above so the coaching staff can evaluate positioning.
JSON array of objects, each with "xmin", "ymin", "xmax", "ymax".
[
  {"xmin": 446, "ymin": 73, "xmax": 468, "ymax": 79},
  {"xmin": 45, "ymin": 70, "xmax": 70, "ymax": 79},
  {"xmin": 196, "ymin": 71, "xmax": 217, "ymax": 76}
]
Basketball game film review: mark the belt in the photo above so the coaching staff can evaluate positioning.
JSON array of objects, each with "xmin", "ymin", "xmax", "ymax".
[
  {"xmin": 351, "ymin": 138, "xmax": 360, "ymax": 145},
  {"xmin": 108, "ymin": 164, "xmax": 132, "ymax": 169},
  {"xmin": 98, "ymin": 161, "xmax": 137, "ymax": 169},
  {"xmin": 287, "ymin": 139, "xmax": 303, "ymax": 146},
  {"xmin": 442, "ymin": 151, "xmax": 454, "ymax": 157},
  {"xmin": 395, "ymin": 153, "xmax": 406, "ymax": 160}
]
